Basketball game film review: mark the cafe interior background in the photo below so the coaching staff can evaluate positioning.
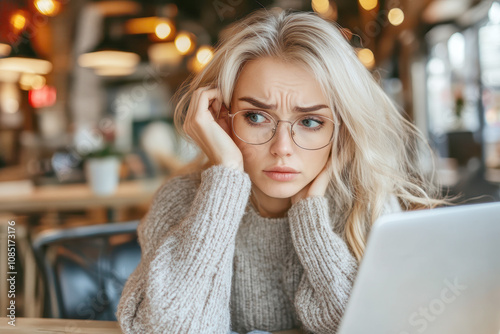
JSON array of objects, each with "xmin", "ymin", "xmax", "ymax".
[{"xmin": 0, "ymin": 0, "xmax": 499, "ymax": 322}]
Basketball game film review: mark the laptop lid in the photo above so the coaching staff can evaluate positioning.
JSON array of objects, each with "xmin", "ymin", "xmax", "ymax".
[{"xmin": 337, "ymin": 202, "xmax": 500, "ymax": 334}]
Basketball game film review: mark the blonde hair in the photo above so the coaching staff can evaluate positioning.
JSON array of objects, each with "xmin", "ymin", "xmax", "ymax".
[{"xmin": 172, "ymin": 8, "xmax": 447, "ymax": 262}]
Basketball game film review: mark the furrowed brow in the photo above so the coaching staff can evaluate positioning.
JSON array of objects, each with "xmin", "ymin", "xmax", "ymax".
[{"xmin": 238, "ymin": 96, "xmax": 329, "ymax": 113}]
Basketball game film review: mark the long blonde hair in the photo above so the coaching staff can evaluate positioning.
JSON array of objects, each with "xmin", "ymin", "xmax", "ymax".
[{"xmin": 172, "ymin": 8, "xmax": 447, "ymax": 261}]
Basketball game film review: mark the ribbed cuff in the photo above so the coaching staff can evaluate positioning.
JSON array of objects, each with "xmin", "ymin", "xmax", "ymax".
[{"xmin": 288, "ymin": 196, "xmax": 357, "ymax": 292}]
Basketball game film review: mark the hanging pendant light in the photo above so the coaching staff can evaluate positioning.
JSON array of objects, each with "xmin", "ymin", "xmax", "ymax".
[
  {"xmin": 78, "ymin": 18, "xmax": 140, "ymax": 77},
  {"xmin": 0, "ymin": 31, "xmax": 52, "ymax": 75}
]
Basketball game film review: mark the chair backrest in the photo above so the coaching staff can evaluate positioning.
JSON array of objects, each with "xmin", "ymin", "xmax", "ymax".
[{"xmin": 32, "ymin": 220, "xmax": 141, "ymax": 320}]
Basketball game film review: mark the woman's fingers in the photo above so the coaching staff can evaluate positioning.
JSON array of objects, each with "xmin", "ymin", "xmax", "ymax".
[{"xmin": 183, "ymin": 86, "xmax": 243, "ymax": 170}]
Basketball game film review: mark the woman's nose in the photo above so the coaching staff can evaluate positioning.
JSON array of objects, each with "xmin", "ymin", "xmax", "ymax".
[{"xmin": 269, "ymin": 121, "xmax": 294, "ymax": 157}]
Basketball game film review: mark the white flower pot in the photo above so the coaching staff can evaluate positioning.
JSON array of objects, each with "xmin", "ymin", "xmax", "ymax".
[{"xmin": 85, "ymin": 156, "xmax": 121, "ymax": 196}]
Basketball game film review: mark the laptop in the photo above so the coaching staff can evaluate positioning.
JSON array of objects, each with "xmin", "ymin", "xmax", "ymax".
[{"xmin": 337, "ymin": 201, "xmax": 500, "ymax": 334}]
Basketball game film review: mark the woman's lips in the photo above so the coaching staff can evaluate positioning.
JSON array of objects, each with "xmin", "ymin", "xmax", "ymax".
[{"xmin": 263, "ymin": 171, "xmax": 300, "ymax": 181}]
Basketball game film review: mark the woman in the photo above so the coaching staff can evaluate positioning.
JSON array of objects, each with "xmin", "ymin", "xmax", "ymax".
[{"xmin": 116, "ymin": 8, "xmax": 444, "ymax": 334}]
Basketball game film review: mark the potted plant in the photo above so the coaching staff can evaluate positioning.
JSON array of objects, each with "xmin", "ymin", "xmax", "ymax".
[{"xmin": 83, "ymin": 118, "xmax": 123, "ymax": 196}]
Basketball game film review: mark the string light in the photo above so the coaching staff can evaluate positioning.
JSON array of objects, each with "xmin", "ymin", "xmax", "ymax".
[
  {"xmin": 359, "ymin": 0, "xmax": 377, "ymax": 11},
  {"xmin": 357, "ymin": 48, "xmax": 375, "ymax": 69},
  {"xmin": 388, "ymin": 8, "xmax": 404, "ymax": 26},
  {"xmin": 155, "ymin": 21, "xmax": 172, "ymax": 40},
  {"xmin": 196, "ymin": 46, "xmax": 213, "ymax": 66},
  {"xmin": 175, "ymin": 32, "xmax": 194, "ymax": 55},
  {"xmin": 312, "ymin": 0, "xmax": 330, "ymax": 14},
  {"xmin": 10, "ymin": 11, "xmax": 27, "ymax": 33}
]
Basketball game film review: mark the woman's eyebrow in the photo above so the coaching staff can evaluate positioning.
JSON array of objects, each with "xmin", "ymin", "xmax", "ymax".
[{"xmin": 238, "ymin": 96, "xmax": 329, "ymax": 112}]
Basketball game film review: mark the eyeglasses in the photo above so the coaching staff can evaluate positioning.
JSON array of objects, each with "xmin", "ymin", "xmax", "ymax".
[{"xmin": 227, "ymin": 109, "xmax": 335, "ymax": 150}]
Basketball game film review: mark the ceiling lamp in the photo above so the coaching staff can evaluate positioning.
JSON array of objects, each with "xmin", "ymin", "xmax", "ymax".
[
  {"xmin": 78, "ymin": 20, "xmax": 140, "ymax": 77},
  {"xmin": 78, "ymin": 51, "xmax": 140, "ymax": 69},
  {"xmin": 0, "ymin": 32, "xmax": 53, "ymax": 75}
]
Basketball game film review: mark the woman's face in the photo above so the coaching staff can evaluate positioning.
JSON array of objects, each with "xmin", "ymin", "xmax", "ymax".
[{"xmin": 229, "ymin": 57, "xmax": 333, "ymax": 200}]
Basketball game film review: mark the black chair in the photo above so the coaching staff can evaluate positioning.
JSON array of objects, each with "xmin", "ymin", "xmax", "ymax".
[{"xmin": 31, "ymin": 220, "xmax": 141, "ymax": 320}]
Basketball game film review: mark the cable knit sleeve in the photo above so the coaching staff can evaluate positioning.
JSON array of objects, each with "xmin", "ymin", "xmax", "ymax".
[
  {"xmin": 288, "ymin": 195, "xmax": 403, "ymax": 334},
  {"xmin": 287, "ymin": 196, "xmax": 357, "ymax": 334},
  {"xmin": 116, "ymin": 165, "xmax": 252, "ymax": 334}
]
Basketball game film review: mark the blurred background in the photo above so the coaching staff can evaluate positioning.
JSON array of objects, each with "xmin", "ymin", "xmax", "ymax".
[
  {"xmin": 0, "ymin": 0, "xmax": 499, "ymax": 319},
  {"xmin": 1, "ymin": 0, "xmax": 499, "ymax": 230}
]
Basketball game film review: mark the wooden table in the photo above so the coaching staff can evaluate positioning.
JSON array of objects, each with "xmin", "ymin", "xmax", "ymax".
[
  {"xmin": 0, "ymin": 178, "xmax": 164, "ymax": 213},
  {"xmin": 0, "ymin": 317, "xmax": 304, "ymax": 333}
]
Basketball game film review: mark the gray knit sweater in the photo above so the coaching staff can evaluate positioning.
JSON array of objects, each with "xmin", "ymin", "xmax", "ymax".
[{"xmin": 116, "ymin": 164, "xmax": 401, "ymax": 333}]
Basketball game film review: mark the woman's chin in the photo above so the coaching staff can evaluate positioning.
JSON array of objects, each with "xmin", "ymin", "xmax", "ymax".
[{"xmin": 256, "ymin": 183, "xmax": 303, "ymax": 199}]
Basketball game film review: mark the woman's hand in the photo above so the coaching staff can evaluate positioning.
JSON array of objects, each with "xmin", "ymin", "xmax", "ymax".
[
  {"xmin": 183, "ymin": 86, "xmax": 244, "ymax": 171},
  {"xmin": 291, "ymin": 159, "xmax": 332, "ymax": 205}
]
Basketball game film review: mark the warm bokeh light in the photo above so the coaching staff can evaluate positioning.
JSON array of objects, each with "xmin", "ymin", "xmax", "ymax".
[
  {"xmin": 311, "ymin": 0, "xmax": 330, "ymax": 14},
  {"xmin": 175, "ymin": 32, "xmax": 194, "ymax": 55},
  {"xmin": 196, "ymin": 46, "xmax": 214, "ymax": 66},
  {"xmin": 0, "ymin": 43, "xmax": 12, "ymax": 57},
  {"xmin": 388, "ymin": 8, "xmax": 405, "ymax": 26},
  {"xmin": 126, "ymin": 17, "xmax": 174, "ymax": 37},
  {"xmin": 20, "ymin": 73, "xmax": 46, "ymax": 90},
  {"xmin": 359, "ymin": 0, "xmax": 378, "ymax": 11},
  {"xmin": 357, "ymin": 48, "xmax": 375, "ymax": 69},
  {"xmin": 189, "ymin": 46, "xmax": 214, "ymax": 73},
  {"xmin": 35, "ymin": 0, "xmax": 62, "ymax": 17},
  {"xmin": 11, "ymin": 11, "xmax": 27, "ymax": 33},
  {"xmin": 78, "ymin": 51, "xmax": 140, "ymax": 69},
  {"xmin": 0, "ymin": 57, "xmax": 53, "ymax": 75},
  {"xmin": 94, "ymin": 67, "xmax": 136, "ymax": 77},
  {"xmin": 155, "ymin": 22, "xmax": 172, "ymax": 40}
]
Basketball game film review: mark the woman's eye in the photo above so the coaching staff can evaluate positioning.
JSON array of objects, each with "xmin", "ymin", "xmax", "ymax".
[
  {"xmin": 300, "ymin": 118, "xmax": 323, "ymax": 128},
  {"xmin": 245, "ymin": 112, "xmax": 267, "ymax": 123}
]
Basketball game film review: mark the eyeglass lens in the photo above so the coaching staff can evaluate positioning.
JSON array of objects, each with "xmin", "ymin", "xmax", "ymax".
[{"xmin": 231, "ymin": 110, "xmax": 334, "ymax": 150}]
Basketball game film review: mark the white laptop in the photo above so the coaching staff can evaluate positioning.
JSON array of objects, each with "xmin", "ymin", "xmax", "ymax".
[{"xmin": 337, "ymin": 201, "xmax": 500, "ymax": 334}]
